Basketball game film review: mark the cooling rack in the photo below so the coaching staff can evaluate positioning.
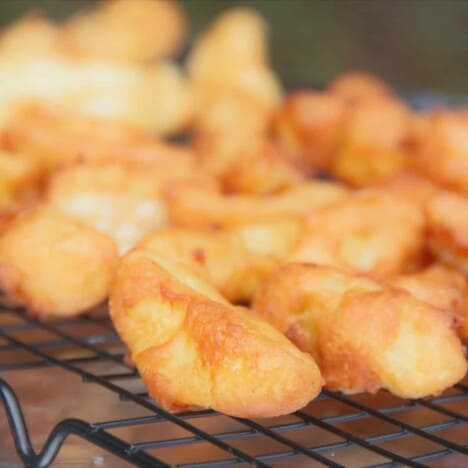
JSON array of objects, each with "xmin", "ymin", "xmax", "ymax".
[{"xmin": 0, "ymin": 305, "xmax": 467, "ymax": 467}]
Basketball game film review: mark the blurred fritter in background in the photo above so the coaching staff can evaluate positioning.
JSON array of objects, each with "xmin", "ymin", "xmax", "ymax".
[{"xmin": 0, "ymin": 0, "xmax": 467, "ymax": 94}]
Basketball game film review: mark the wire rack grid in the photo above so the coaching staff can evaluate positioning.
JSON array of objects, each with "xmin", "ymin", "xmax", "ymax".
[{"xmin": 0, "ymin": 305, "xmax": 467, "ymax": 467}]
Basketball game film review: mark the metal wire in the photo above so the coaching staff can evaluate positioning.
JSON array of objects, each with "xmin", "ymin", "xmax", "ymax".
[{"xmin": 1, "ymin": 306, "xmax": 467, "ymax": 467}]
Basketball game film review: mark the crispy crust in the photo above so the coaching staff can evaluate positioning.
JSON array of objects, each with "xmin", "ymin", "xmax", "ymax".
[
  {"xmin": 46, "ymin": 160, "xmax": 212, "ymax": 253},
  {"xmin": 410, "ymin": 110, "xmax": 468, "ymax": 192},
  {"xmin": 426, "ymin": 191, "xmax": 468, "ymax": 274},
  {"xmin": 187, "ymin": 8, "xmax": 282, "ymax": 109},
  {"xmin": 253, "ymin": 263, "xmax": 467, "ymax": 398},
  {"xmin": 0, "ymin": 206, "xmax": 118, "ymax": 317},
  {"xmin": 110, "ymin": 249, "xmax": 322, "ymax": 417},
  {"xmin": 61, "ymin": 0, "xmax": 187, "ymax": 62},
  {"xmin": 275, "ymin": 90, "xmax": 346, "ymax": 172},
  {"xmin": 138, "ymin": 219, "xmax": 302, "ymax": 303},
  {"xmin": 165, "ymin": 179, "xmax": 348, "ymax": 228},
  {"xmin": 290, "ymin": 190, "xmax": 426, "ymax": 276}
]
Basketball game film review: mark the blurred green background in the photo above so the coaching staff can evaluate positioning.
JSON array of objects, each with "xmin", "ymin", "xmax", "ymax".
[{"xmin": 0, "ymin": 0, "xmax": 466, "ymax": 94}]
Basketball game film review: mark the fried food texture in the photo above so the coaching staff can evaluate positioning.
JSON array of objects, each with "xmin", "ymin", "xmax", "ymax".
[
  {"xmin": 109, "ymin": 249, "xmax": 322, "ymax": 417},
  {"xmin": 330, "ymin": 98, "xmax": 412, "ymax": 186},
  {"xmin": 187, "ymin": 8, "xmax": 282, "ymax": 109},
  {"xmin": 328, "ymin": 71, "xmax": 394, "ymax": 104},
  {"xmin": 0, "ymin": 14, "xmax": 59, "ymax": 60},
  {"xmin": 275, "ymin": 91, "xmax": 347, "ymax": 172},
  {"xmin": 0, "ymin": 206, "xmax": 118, "ymax": 318},
  {"xmin": 138, "ymin": 219, "xmax": 302, "ymax": 303},
  {"xmin": 62, "ymin": 0, "xmax": 187, "ymax": 62},
  {"xmin": 1, "ymin": 105, "xmax": 194, "ymax": 172},
  {"xmin": 290, "ymin": 190, "xmax": 425, "ymax": 276},
  {"xmin": 253, "ymin": 263, "xmax": 467, "ymax": 398},
  {"xmin": 388, "ymin": 265, "xmax": 468, "ymax": 341},
  {"xmin": 0, "ymin": 56, "xmax": 193, "ymax": 134},
  {"xmin": 426, "ymin": 191, "xmax": 468, "ymax": 275},
  {"xmin": 371, "ymin": 170, "xmax": 440, "ymax": 209},
  {"xmin": 193, "ymin": 92, "xmax": 304, "ymax": 194},
  {"xmin": 165, "ymin": 179, "xmax": 349, "ymax": 228},
  {"xmin": 46, "ymin": 160, "xmax": 207, "ymax": 253},
  {"xmin": 410, "ymin": 110, "xmax": 468, "ymax": 192},
  {"xmin": 0, "ymin": 149, "xmax": 42, "ymax": 209}
]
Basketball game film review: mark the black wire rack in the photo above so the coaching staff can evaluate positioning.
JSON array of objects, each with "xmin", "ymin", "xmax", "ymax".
[{"xmin": 0, "ymin": 305, "xmax": 467, "ymax": 467}]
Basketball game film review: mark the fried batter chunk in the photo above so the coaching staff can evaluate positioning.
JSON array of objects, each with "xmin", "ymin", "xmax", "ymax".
[
  {"xmin": 290, "ymin": 190, "xmax": 425, "ymax": 276},
  {"xmin": 46, "ymin": 160, "xmax": 208, "ymax": 253},
  {"xmin": 193, "ymin": 92, "xmax": 303, "ymax": 194},
  {"xmin": 1, "ymin": 105, "xmax": 194, "ymax": 173},
  {"xmin": 275, "ymin": 90, "xmax": 347, "ymax": 172},
  {"xmin": 110, "ymin": 249, "xmax": 322, "ymax": 417},
  {"xmin": 165, "ymin": 179, "xmax": 348, "ymax": 228},
  {"xmin": 187, "ymin": 7, "xmax": 282, "ymax": 109},
  {"xmin": 138, "ymin": 219, "xmax": 302, "ymax": 303},
  {"xmin": 0, "ymin": 206, "xmax": 118, "ymax": 318},
  {"xmin": 330, "ymin": 98, "xmax": 412, "ymax": 187},
  {"xmin": 253, "ymin": 263, "xmax": 467, "ymax": 398},
  {"xmin": 62, "ymin": 0, "xmax": 186, "ymax": 62},
  {"xmin": 410, "ymin": 110, "xmax": 468, "ymax": 192},
  {"xmin": 426, "ymin": 191, "xmax": 468, "ymax": 275},
  {"xmin": 388, "ymin": 265, "xmax": 468, "ymax": 341}
]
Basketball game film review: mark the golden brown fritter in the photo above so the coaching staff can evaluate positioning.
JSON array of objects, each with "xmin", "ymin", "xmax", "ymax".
[
  {"xmin": 110, "ymin": 249, "xmax": 322, "ymax": 417},
  {"xmin": 275, "ymin": 90, "xmax": 347, "ymax": 172},
  {"xmin": 187, "ymin": 7, "xmax": 282, "ymax": 109},
  {"xmin": 388, "ymin": 264, "xmax": 468, "ymax": 341},
  {"xmin": 0, "ymin": 206, "xmax": 118, "ymax": 318},
  {"xmin": 389, "ymin": 264, "xmax": 466, "ymax": 313},
  {"xmin": 426, "ymin": 191, "xmax": 468, "ymax": 275},
  {"xmin": 330, "ymin": 98, "xmax": 412, "ymax": 187},
  {"xmin": 165, "ymin": 179, "xmax": 349, "ymax": 228},
  {"xmin": 0, "ymin": 14, "xmax": 59, "ymax": 60},
  {"xmin": 0, "ymin": 56, "xmax": 194, "ymax": 134},
  {"xmin": 410, "ymin": 110, "xmax": 468, "ymax": 192},
  {"xmin": 290, "ymin": 190, "xmax": 425, "ymax": 276},
  {"xmin": 1, "ymin": 105, "xmax": 194, "ymax": 173},
  {"xmin": 46, "ymin": 160, "xmax": 210, "ymax": 253},
  {"xmin": 61, "ymin": 0, "xmax": 187, "ymax": 62},
  {"xmin": 138, "ymin": 219, "xmax": 302, "ymax": 303},
  {"xmin": 328, "ymin": 71, "xmax": 394, "ymax": 104},
  {"xmin": 253, "ymin": 263, "xmax": 467, "ymax": 398},
  {"xmin": 193, "ymin": 92, "xmax": 304, "ymax": 194},
  {"xmin": 371, "ymin": 170, "xmax": 440, "ymax": 209},
  {"xmin": 0, "ymin": 149, "xmax": 43, "ymax": 210}
]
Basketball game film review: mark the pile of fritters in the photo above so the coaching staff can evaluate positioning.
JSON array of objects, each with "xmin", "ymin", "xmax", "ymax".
[{"xmin": 0, "ymin": 1, "xmax": 467, "ymax": 418}]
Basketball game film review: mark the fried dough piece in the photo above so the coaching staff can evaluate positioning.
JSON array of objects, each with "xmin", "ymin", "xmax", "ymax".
[
  {"xmin": 0, "ymin": 206, "xmax": 118, "ymax": 318},
  {"xmin": 389, "ymin": 265, "xmax": 466, "ymax": 313},
  {"xmin": 193, "ymin": 92, "xmax": 303, "ymax": 194},
  {"xmin": 0, "ymin": 56, "xmax": 193, "ymax": 134},
  {"xmin": 371, "ymin": 171, "xmax": 440, "ymax": 209},
  {"xmin": 187, "ymin": 8, "xmax": 282, "ymax": 109},
  {"xmin": 426, "ymin": 191, "xmax": 468, "ymax": 274},
  {"xmin": 1, "ymin": 105, "xmax": 193, "ymax": 172},
  {"xmin": 165, "ymin": 179, "xmax": 348, "ymax": 228},
  {"xmin": 388, "ymin": 265, "xmax": 468, "ymax": 341},
  {"xmin": 138, "ymin": 219, "xmax": 302, "ymax": 303},
  {"xmin": 110, "ymin": 249, "xmax": 322, "ymax": 417},
  {"xmin": 0, "ymin": 14, "xmax": 59, "ymax": 60},
  {"xmin": 330, "ymin": 98, "xmax": 412, "ymax": 187},
  {"xmin": 275, "ymin": 91, "xmax": 347, "ymax": 172},
  {"xmin": 410, "ymin": 110, "xmax": 468, "ymax": 192},
  {"xmin": 290, "ymin": 190, "xmax": 425, "ymax": 276},
  {"xmin": 46, "ymin": 160, "xmax": 209, "ymax": 253},
  {"xmin": 328, "ymin": 71, "xmax": 394, "ymax": 104},
  {"xmin": 0, "ymin": 149, "xmax": 42, "ymax": 209},
  {"xmin": 62, "ymin": 0, "xmax": 186, "ymax": 62},
  {"xmin": 253, "ymin": 263, "xmax": 467, "ymax": 398}
]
